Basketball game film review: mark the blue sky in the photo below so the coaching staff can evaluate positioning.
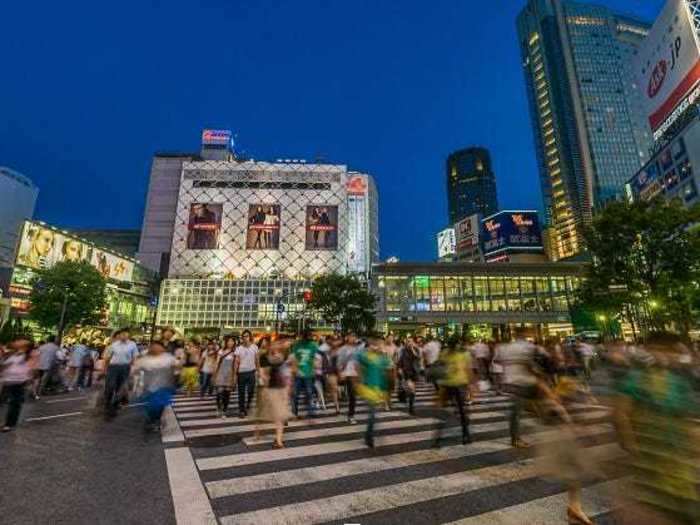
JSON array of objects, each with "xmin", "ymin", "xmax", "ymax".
[{"xmin": 0, "ymin": 0, "xmax": 665, "ymax": 261}]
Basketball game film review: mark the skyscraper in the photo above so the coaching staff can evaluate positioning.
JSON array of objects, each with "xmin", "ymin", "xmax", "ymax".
[
  {"xmin": 517, "ymin": 0, "xmax": 652, "ymax": 260},
  {"xmin": 446, "ymin": 147, "xmax": 499, "ymax": 224}
]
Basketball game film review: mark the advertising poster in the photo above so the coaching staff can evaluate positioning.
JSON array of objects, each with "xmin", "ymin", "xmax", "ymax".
[
  {"xmin": 16, "ymin": 222, "xmax": 58, "ymax": 270},
  {"xmin": 482, "ymin": 212, "xmax": 542, "ymax": 255},
  {"xmin": 455, "ymin": 214, "xmax": 480, "ymax": 252},
  {"xmin": 436, "ymin": 228, "xmax": 456, "ymax": 258},
  {"xmin": 347, "ymin": 196, "xmax": 367, "ymax": 273},
  {"xmin": 187, "ymin": 203, "xmax": 222, "ymax": 250},
  {"xmin": 306, "ymin": 206, "xmax": 338, "ymax": 250},
  {"xmin": 201, "ymin": 129, "xmax": 232, "ymax": 146},
  {"xmin": 91, "ymin": 249, "xmax": 134, "ymax": 282},
  {"xmin": 246, "ymin": 205, "xmax": 281, "ymax": 250},
  {"xmin": 634, "ymin": 0, "xmax": 700, "ymax": 135}
]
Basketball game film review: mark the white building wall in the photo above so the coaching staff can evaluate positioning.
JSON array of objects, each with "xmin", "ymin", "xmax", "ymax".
[{"xmin": 0, "ymin": 167, "xmax": 38, "ymax": 268}]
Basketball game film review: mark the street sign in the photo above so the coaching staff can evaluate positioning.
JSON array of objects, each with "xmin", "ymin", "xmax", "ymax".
[{"xmin": 277, "ymin": 302, "xmax": 286, "ymax": 314}]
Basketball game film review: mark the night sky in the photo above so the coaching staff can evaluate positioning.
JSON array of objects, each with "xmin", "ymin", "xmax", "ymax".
[{"xmin": 1, "ymin": 0, "xmax": 664, "ymax": 261}]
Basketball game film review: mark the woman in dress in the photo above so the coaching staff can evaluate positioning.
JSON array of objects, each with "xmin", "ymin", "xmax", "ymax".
[
  {"xmin": 214, "ymin": 336, "xmax": 237, "ymax": 418},
  {"xmin": 180, "ymin": 339, "xmax": 201, "ymax": 397},
  {"xmin": 255, "ymin": 337, "xmax": 293, "ymax": 448}
]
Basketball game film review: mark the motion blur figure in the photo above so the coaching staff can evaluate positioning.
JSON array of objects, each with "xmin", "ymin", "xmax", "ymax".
[
  {"xmin": 613, "ymin": 332, "xmax": 700, "ymax": 524},
  {"xmin": 356, "ymin": 336, "xmax": 391, "ymax": 448},
  {"xmin": 133, "ymin": 340, "xmax": 177, "ymax": 433},
  {"xmin": 0, "ymin": 337, "xmax": 34, "ymax": 432},
  {"xmin": 433, "ymin": 339, "xmax": 472, "ymax": 447}
]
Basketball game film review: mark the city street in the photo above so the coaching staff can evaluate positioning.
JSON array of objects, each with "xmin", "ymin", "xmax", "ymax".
[{"xmin": 2, "ymin": 379, "xmax": 624, "ymax": 524}]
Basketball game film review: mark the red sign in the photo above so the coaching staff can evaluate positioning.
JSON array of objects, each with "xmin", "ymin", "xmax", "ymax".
[
  {"xmin": 346, "ymin": 176, "xmax": 368, "ymax": 196},
  {"xmin": 648, "ymin": 60, "xmax": 668, "ymax": 99},
  {"xmin": 303, "ymin": 290, "xmax": 313, "ymax": 303}
]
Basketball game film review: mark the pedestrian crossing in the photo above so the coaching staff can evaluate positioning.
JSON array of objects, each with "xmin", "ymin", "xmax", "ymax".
[{"xmin": 169, "ymin": 383, "xmax": 622, "ymax": 524}]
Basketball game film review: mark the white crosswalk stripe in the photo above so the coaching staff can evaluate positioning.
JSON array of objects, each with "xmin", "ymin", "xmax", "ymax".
[{"xmin": 167, "ymin": 384, "xmax": 619, "ymax": 524}]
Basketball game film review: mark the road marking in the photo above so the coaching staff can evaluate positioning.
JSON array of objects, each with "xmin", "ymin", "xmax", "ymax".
[
  {"xmin": 206, "ymin": 423, "xmax": 613, "ymax": 498},
  {"xmin": 182, "ymin": 410, "xmax": 403, "ymax": 430},
  {"xmin": 197, "ymin": 409, "xmax": 610, "ymax": 470},
  {"xmin": 46, "ymin": 396, "xmax": 85, "ymax": 404},
  {"xmin": 164, "ymin": 447, "xmax": 217, "ymax": 525},
  {"xmin": 443, "ymin": 478, "xmax": 627, "ymax": 524},
  {"xmin": 241, "ymin": 416, "xmax": 439, "ymax": 445},
  {"xmin": 219, "ymin": 443, "xmax": 622, "ymax": 525},
  {"xmin": 162, "ymin": 406, "xmax": 185, "ymax": 444},
  {"xmin": 25, "ymin": 411, "xmax": 83, "ymax": 422}
]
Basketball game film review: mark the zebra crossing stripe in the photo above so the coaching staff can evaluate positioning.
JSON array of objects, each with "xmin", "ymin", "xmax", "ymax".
[
  {"xmin": 196, "ymin": 409, "xmax": 610, "ymax": 470},
  {"xmin": 217, "ymin": 443, "xmax": 623, "ymax": 525},
  {"xmin": 442, "ymin": 478, "xmax": 627, "ymax": 524},
  {"xmin": 206, "ymin": 422, "xmax": 613, "ymax": 498},
  {"xmin": 241, "ymin": 416, "xmax": 440, "ymax": 445}
]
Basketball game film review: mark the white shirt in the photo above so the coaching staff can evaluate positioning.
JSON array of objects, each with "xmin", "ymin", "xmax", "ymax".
[
  {"xmin": 234, "ymin": 344, "xmax": 258, "ymax": 373},
  {"xmin": 472, "ymin": 342, "xmax": 490, "ymax": 359},
  {"xmin": 38, "ymin": 343, "xmax": 59, "ymax": 371},
  {"xmin": 105, "ymin": 340, "xmax": 138, "ymax": 366},
  {"xmin": 499, "ymin": 340, "xmax": 537, "ymax": 387},
  {"xmin": 422, "ymin": 341, "xmax": 441, "ymax": 366}
]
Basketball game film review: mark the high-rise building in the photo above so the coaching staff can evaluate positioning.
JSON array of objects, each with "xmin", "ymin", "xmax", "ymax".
[
  {"xmin": 517, "ymin": 0, "xmax": 652, "ymax": 260},
  {"xmin": 446, "ymin": 147, "xmax": 499, "ymax": 225},
  {"xmin": 0, "ymin": 167, "xmax": 38, "ymax": 268}
]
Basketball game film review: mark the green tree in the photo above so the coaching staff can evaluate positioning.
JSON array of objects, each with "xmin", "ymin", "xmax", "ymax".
[
  {"xmin": 309, "ymin": 274, "xmax": 376, "ymax": 335},
  {"xmin": 29, "ymin": 261, "xmax": 108, "ymax": 334},
  {"xmin": 578, "ymin": 199, "xmax": 700, "ymax": 337}
]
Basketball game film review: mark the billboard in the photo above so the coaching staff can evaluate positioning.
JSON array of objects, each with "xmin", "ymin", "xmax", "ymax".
[
  {"xmin": 246, "ymin": 205, "xmax": 281, "ymax": 250},
  {"xmin": 346, "ymin": 175, "xmax": 368, "ymax": 196},
  {"xmin": 347, "ymin": 195, "xmax": 368, "ymax": 273},
  {"xmin": 15, "ymin": 221, "xmax": 134, "ymax": 282},
  {"xmin": 628, "ymin": 161, "xmax": 664, "ymax": 201},
  {"xmin": 306, "ymin": 206, "xmax": 338, "ymax": 250},
  {"xmin": 481, "ymin": 211, "xmax": 542, "ymax": 255},
  {"xmin": 201, "ymin": 129, "xmax": 232, "ymax": 146},
  {"xmin": 455, "ymin": 214, "xmax": 480, "ymax": 252},
  {"xmin": 187, "ymin": 203, "xmax": 222, "ymax": 250},
  {"xmin": 634, "ymin": 0, "xmax": 700, "ymax": 138},
  {"xmin": 436, "ymin": 228, "xmax": 456, "ymax": 259}
]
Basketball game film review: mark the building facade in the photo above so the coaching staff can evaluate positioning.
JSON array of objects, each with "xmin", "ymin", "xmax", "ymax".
[
  {"xmin": 151, "ymin": 150, "xmax": 379, "ymax": 335},
  {"xmin": 0, "ymin": 167, "xmax": 38, "ymax": 269},
  {"xmin": 70, "ymin": 229, "xmax": 141, "ymax": 257},
  {"xmin": 374, "ymin": 261, "xmax": 587, "ymax": 339},
  {"xmin": 517, "ymin": 0, "xmax": 652, "ymax": 260},
  {"xmin": 446, "ymin": 148, "xmax": 498, "ymax": 225}
]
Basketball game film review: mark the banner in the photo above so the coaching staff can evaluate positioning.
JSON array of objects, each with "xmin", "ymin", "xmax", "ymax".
[
  {"xmin": 436, "ymin": 228, "xmax": 456, "ymax": 258},
  {"xmin": 187, "ymin": 203, "xmax": 222, "ymax": 250},
  {"xmin": 455, "ymin": 214, "xmax": 480, "ymax": 252},
  {"xmin": 246, "ymin": 204, "xmax": 281, "ymax": 250},
  {"xmin": 482, "ymin": 212, "xmax": 542, "ymax": 255},
  {"xmin": 306, "ymin": 206, "xmax": 338, "ymax": 250},
  {"xmin": 91, "ymin": 249, "xmax": 134, "ymax": 282}
]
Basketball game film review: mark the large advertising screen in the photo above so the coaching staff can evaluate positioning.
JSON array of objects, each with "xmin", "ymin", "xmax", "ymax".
[
  {"xmin": 436, "ymin": 228, "xmax": 456, "ymax": 259},
  {"xmin": 455, "ymin": 214, "xmax": 480, "ymax": 252},
  {"xmin": 15, "ymin": 221, "xmax": 134, "ymax": 282},
  {"xmin": 306, "ymin": 206, "xmax": 338, "ymax": 250},
  {"xmin": 201, "ymin": 129, "xmax": 232, "ymax": 146},
  {"xmin": 629, "ymin": 162, "xmax": 664, "ymax": 201},
  {"xmin": 187, "ymin": 203, "xmax": 222, "ymax": 250},
  {"xmin": 481, "ymin": 212, "xmax": 542, "ymax": 255},
  {"xmin": 246, "ymin": 205, "xmax": 281, "ymax": 250},
  {"xmin": 634, "ymin": 0, "xmax": 700, "ymax": 137}
]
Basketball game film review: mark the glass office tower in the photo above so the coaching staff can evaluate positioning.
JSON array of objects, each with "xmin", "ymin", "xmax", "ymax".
[
  {"xmin": 446, "ymin": 147, "xmax": 499, "ymax": 225},
  {"xmin": 517, "ymin": 0, "xmax": 651, "ymax": 260}
]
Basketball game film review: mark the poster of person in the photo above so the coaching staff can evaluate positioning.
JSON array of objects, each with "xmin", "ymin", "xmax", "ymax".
[
  {"xmin": 16, "ymin": 223, "xmax": 58, "ymax": 269},
  {"xmin": 90, "ymin": 250, "xmax": 134, "ymax": 282},
  {"xmin": 186, "ymin": 203, "xmax": 222, "ymax": 250},
  {"xmin": 246, "ymin": 205, "xmax": 281, "ymax": 250},
  {"xmin": 306, "ymin": 205, "xmax": 338, "ymax": 250},
  {"xmin": 58, "ymin": 238, "xmax": 91, "ymax": 263}
]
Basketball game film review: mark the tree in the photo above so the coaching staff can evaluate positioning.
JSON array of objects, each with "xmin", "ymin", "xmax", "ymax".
[
  {"xmin": 309, "ymin": 274, "xmax": 376, "ymax": 335},
  {"xmin": 577, "ymin": 199, "xmax": 700, "ymax": 337},
  {"xmin": 29, "ymin": 261, "xmax": 108, "ymax": 334}
]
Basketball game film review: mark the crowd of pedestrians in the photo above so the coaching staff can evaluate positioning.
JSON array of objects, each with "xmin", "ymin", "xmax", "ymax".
[{"xmin": 2, "ymin": 325, "xmax": 699, "ymax": 523}]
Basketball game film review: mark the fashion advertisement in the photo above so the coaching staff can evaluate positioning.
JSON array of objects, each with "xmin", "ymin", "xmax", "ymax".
[
  {"xmin": 246, "ymin": 205, "xmax": 281, "ymax": 250},
  {"xmin": 306, "ymin": 205, "xmax": 338, "ymax": 250},
  {"xmin": 187, "ymin": 203, "xmax": 222, "ymax": 250}
]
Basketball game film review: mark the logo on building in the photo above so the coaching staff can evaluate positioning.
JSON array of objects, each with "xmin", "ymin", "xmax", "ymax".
[
  {"xmin": 648, "ymin": 60, "xmax": 668, "ymax": 98},
  {"xmin": 346, "ymin": 176, "xmax": 368, "ymax": 196}
]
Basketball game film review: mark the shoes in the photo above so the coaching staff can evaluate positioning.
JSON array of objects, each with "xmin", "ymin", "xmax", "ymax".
[
  {"xmin": 567, "ymin": 507, "xmax": 594, "ymax": 525},
  {"xmin": 273, "ymin": 441, "xmax": 285, "ymax": 449},
  {"xmin": 511, "ymin": 439, "xmax": 530, "ymax": 449},
  {"xmin": 1, "ymin": 426, "xmax": 13, "ymax": 433},
  {"xmin": 348, "ymin": 418, "xmax": 357, "ymax": 425},
  {"xmin": 365, "ymin": 437, "xmax": 374, "ymax": 449},
  {"xmin": 462, "ymin": 434, "xmax": 472, "ymax": 445}
]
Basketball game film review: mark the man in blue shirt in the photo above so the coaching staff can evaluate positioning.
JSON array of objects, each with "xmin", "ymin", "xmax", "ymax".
[{"xmin": 103, "ymin": 328, "xmax": 138, "ymax": 419}]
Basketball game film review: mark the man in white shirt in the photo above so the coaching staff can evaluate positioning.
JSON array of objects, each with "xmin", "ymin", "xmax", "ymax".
[
  {"xmin": 33, "ymin": 335, "xmax": 60, "ymax": 398},
  {"xmin": 337, "ymin": 332, "xmax": 361, "ymax": 423},
  {"xmin": 472, "ymin": 340, "xmax": 491, "ymax": 383},
  {"xmin": 421, "ymin": 337, "xmax": 441, "ymax": 391},
  {"xmin": 234, "ymin": 330, "xmax": 258, "ymax": 418},
  {"xmin": 103, "ymin": 328, "xmax": 138, "ymax": 419},
  {"xmin": 383, "ymin": 334, "xmax": 399, "ymax": 410}
]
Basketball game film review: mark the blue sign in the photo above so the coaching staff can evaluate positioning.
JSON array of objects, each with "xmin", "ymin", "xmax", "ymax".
[
  {"xmin": 481, "ymin": 211, "xmax": 542, "ymax": 255},
  {"xmin": 277, "ymin": 302, "xmax": 286, "ymax": 314}
]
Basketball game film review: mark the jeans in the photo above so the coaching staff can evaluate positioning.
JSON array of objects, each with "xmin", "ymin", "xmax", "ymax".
[
  {"xmin": 216, "ymin": 387, "xmax": 231, "ymax": 413},
  {"xmin": 200, "ymin": 372, "xmax": 214, "ymax": 397},
  {"xmin": 77, "ymin": 366, "xmax": 93, "ymax": 388},
  {"xmin": 344, "ymin": 377, "xmax": 357, "ymax": 418},
  {"xmin": 436, "ymin": 386, "xmax": 470, "ymax": 442},
  {"xmin": 104, "ymin": 364, "xmax": 130, "ymax": 417},
  {"xmin": 365, "ymin": 403, "xmax": 377, "ymax": 445},
  {"xmin": 144, "ymin": 387, "xmax": 174, "ymax": 427},
  {"xmin": 237, "ymin": 371, "xmax": 256, "ymax": 415},
  {"xmin": 3, "ymin": 383, "xmax": 26, "ymax": 428},
  {"xmin": 294, "ymin": 376, "xmax": 316, "ymax": 417}
]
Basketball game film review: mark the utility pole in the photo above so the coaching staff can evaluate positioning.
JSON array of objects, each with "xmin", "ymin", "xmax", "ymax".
[{"xmin": 57, "ymin": 288, "xmax": 69, "ymax": 344}]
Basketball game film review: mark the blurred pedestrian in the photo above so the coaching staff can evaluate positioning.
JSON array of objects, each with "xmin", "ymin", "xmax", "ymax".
[
  {"xmin": 291, "ymin": 329, "xmax": 319, "ymax": 419},
  {"xmin": 254, "ymin": 337, "xmax": 293, "ymax": 448},
  {"xmin": 33, "ymin": 335, "xmax": 59, "ymax": 399},
  {"xmin": 180, "ymin": 339, "xmax": 201, "ymax": 397},
  {"xmin": 501, "ymin": 327, "xmax": 538, "ymax": 448},
  {"xmin": 338, "ymin": 332, "xmax": 361, "ymax": 423},
  {"xmin": 434, "ymin": 340, "xmax": 472, "ymax": 447},
  {"xmin": 234, "ymin": 330, "xmax": 258, "ymax": 418},
  {"xmin": 383, "ymin": 334, "xmax": 399, "ymax": 411},
  {"xmin": 199, "ymin": 339, "xmax": 218, "ymax": 398},
  {"xmin": 215, "ymin": 336, "xmax": 237, "ymax": 418},
  {"xmin": 397, "ymin": 337, "xmax": 421, "ymax": 415},
  {"xmin": 103, "ymin": 328, "xmax": 138, "ymax": 419},
  {"xmin": 356, "ymin": 336, "xmax": 391, "ymax": 448},
  {"xmin": 134, "ymin": 340, "xmax": 177, "ymax": 433},
  {"xmin": 1, "ymin": 337, "xmax": 34, "ymax": 432}
]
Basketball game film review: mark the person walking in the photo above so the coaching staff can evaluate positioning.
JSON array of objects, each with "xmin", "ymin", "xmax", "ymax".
[
  {"xmin": 1, "ymin": 337, "xmax": 34, "ymax": 432},
  {"xmin": 234, "ymin": 330, "xmax": 258, "ymax": 418},
  {"xmin": 356, "ymin": 336, "xmax": 391, "ymax": 448},
  {"xmin": 255, "ymin": 337, "xmax": 293, "ymax": 448},
  {"xmin": 215, "ymin": 336, "xmax": 237, "ymax": 418},
  {"xmin": 422, "ymin": 336, "xmax": 441, "ymax": 391},
  {"xmin": 33, "ymin": 335, "xmax": 59, "ymax": 399},
  {"xmin": 199, "ymin": 340, "xmax": 218, "ymax": 398},
  {"xmin": 180, "ymin": 340, "xmax": 201, "ymax": 397},
  {"xmin": 68, "ymin": 339, "xmax": 90, "ymax": 391},
  {"xmin": 433, "ymin": 340, "xmax": 472, "ymax": 447},
  {"xmin": 324, "ymin": 336, "xmax": 342, "ymax": 415},
  {"xmin": 383, "ymin": 334, "xmax": 399, "ymax": 411},
  {"xmin": 133, "ymin": 340, "xmax": 177, "ymax": 433},
  {"xmin": 337, "ymin": 332, "xmax": 361, "ymax": 423},
  {"xmin": 501, "ymin": 327, "xmax": 538, "ymax": 448},
  {"xmin": 397, "ymin": 337, "xmax": 421, "ymax": 415},
  {"xmin": 103, "ymin": 328, "xmax": 138, "ymax": 419},
  {"xmin": 291, "ymin": 329, "xmax": 319, "ymax": 419}
]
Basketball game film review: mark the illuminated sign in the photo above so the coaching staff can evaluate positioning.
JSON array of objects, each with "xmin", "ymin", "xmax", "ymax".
[
  {"xmin": 455, "ymin": 214, "xmax": 480, "ymax": 255},
  {"xmin": 481, "ymin": 211, "xmax": 542, "ymax": 255},
  {"xmin": 437, "ymin": 228, "xmax": 456, "ymax": 258},
  {"xmin": 201, "ymin": 129, "xmax": 232, "ymax": 146},
  {"xmin": 346, "ymin": 175, "xmax": 368, "ymax": 196},
  {"xmin": 634, "ymin": 0, "xmax": 700, "ymax": 138}
]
